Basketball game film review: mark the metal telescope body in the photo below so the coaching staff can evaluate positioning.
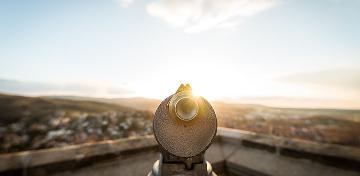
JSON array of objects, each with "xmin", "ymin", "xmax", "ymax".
[{"xmin": 148, "ymin": 84, "xmax": 217, "ymax": 176}]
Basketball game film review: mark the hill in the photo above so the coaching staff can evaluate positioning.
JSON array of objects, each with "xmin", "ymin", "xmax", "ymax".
[
  {"xmin": 1, "ymin": 93, "xmax": 360, "ymax": 154},
  {"xmin": 211, "ymin": 101, "xmax": 360, "ymax": 147},
  {"xmin": 44, "ymin": 95, "xmax": 161, "ymax": 112},
  {"xmin": 0, "ymin": 94, "xmax": 153, "ymax": 154},
  {"xmin": 45, "ymin": 95, "xmax": 360, "ymax": 119},
  {"xmin": 45, "ymin": 95, "xmax": 360, "ymax": 147},
  {"xmin": 0, "ymin": 94, "xmax": 138, "ymax": 123}
]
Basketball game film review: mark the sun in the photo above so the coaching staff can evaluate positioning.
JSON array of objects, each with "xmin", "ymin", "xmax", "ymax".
[{"xmin": 135, "ymin": 59, "xmax": 245, "ymax": 100}]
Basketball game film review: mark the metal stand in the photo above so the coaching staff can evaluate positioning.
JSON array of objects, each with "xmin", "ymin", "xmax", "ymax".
[{"xmin": 148, "ymin": 154, "xmax": 217, "ymax": 176}]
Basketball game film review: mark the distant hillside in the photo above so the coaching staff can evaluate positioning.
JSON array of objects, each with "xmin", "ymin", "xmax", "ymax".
[
  {"xmin": 211, "ymin": 101, "xmax": 360, "ymax": 122},
  {"xmin": 44, "ymin": 96, "xmax": 161, "ymax": 112},
  {"xmin": 2, "ymin": 93, "xmax": 360, "ymax": 151},
  {"xmin": 45, "ymin": 95, "xmax": 360, "ymax": 120},
  {"xmin": 0, "ymin": 94, "xmax": 134, "ymax": 124},
  {"xmin": 0, "ymin": 93, "xmax": 153, "ymax": 154}
]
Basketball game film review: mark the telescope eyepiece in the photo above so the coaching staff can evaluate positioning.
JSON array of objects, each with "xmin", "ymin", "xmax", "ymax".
[
  {"xmin": 170, "ymin": 92, "xmax": 199, "ymax": 121},
  {"xmin": 175, "ymin": 97, "xmax": 198, "ymax": 121}
]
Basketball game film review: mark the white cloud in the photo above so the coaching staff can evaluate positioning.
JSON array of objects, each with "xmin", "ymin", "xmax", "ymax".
[
  {"xmin": 278, "ymin": 68, "xmax": 360, "ymax": 90},
  {"xmin": 277, "ymin": 68, "xmax": 360, "ymax": 102},
  {"xmin": 146, "ymin": 0, "xmax": 278, "ymax": 32},
  {"xmin": 0, "ymin": 79, "xmax": 134, "ymax": 97},
  {"xmin": 118, "ymin": 0, "xmax": 134, "ymax": 8}
]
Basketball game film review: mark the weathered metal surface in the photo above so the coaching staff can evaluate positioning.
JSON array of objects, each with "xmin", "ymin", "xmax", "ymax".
[{"xmin": 153, "ymin": 95, "xmax": 217, "ymax": 158}]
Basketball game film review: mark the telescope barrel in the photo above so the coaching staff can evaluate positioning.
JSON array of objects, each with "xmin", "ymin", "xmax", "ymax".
[{"xmin": 148, "ymin": 84, "xmax": 217, "ymax": 176}]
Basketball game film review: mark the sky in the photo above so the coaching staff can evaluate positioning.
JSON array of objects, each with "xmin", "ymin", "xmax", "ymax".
[{"xmin": 0, "ymin": 0, "xmax": 359, "ymax": 109}]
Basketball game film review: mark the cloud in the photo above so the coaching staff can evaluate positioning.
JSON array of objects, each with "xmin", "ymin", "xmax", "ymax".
[
  {"xmin": 278, "ymin": 68, "xmax": 360, "ymax": 90},
  {"xmin": 222, "ymin": 96, "xmax": 360, "ymax": 109},
  {"xmin": 0, "ymin": 79, "xmax": 134, "ymax": 97},
  {"xmin": 0, "ymin": 79, "xmax": 55, "ymax": 94},
  {"xmin": 146, "ymin": 0, "xmax": 278, "ymax": 32},
  {"xmin": 118, "ymin": 0, "xmax": 134, "ymax": 8},
  {"xmin": 106, "ymin": 86, "xmax": 133, "ymax": 96}
]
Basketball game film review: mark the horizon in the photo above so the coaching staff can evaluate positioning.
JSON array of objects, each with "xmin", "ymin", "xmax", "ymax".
[
  {"xmin": 1, "ymin": 90, "xmax": 359, "ymax": 111},
  {"xmin": 1, "ymin": 0, "xmax": 360, "ymax": 109}
]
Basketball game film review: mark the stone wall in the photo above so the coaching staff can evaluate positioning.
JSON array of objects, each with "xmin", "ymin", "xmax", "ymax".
[{"xmin": 0, "ymin": 128, "xmax": 359, "ymax": 176}]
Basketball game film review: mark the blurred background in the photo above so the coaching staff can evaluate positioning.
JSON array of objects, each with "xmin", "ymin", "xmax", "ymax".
[{"xmin": 0, "ymin": 0, "xmax": 359, "ymax": 175}]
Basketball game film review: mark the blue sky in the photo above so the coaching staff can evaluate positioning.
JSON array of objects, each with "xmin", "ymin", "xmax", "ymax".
[{"xmin": 0, "ymin": 0, "xmax": 359, "ymax": 109}]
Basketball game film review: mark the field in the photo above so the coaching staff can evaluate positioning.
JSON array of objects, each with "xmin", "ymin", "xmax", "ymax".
[{"xmin": 0, "ymin": 93, "xmax": 359, "ymax": 154}]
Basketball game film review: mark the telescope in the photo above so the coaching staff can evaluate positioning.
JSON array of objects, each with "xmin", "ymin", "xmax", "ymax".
[{"xmin": 148, "ymin": 84, "xmax": 217, "ymax": 176}]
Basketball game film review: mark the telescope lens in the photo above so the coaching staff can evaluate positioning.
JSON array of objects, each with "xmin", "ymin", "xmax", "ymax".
[{"xmin": 175, "ymin": 97, "xmax": 198, "ymax": 121}]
